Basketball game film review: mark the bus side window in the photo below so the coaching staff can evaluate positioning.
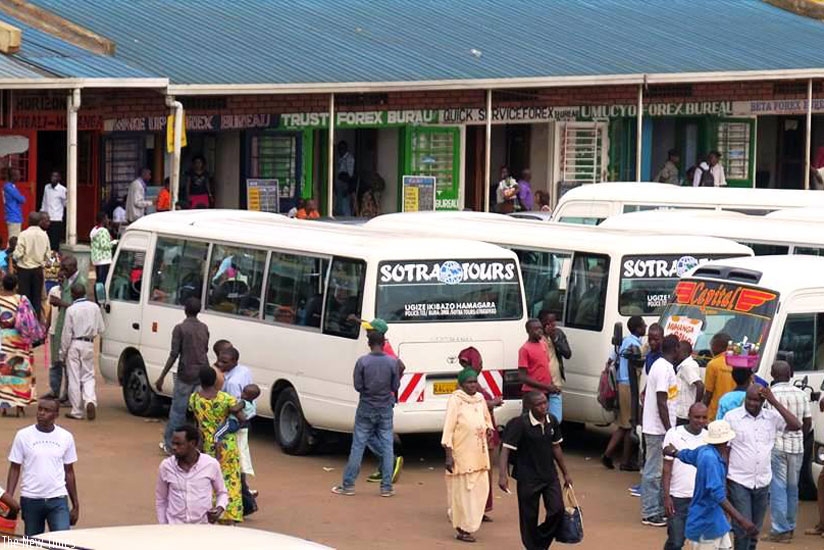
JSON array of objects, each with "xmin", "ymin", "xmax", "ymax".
[
  {"xmin": 207, "ymin": 245, "xmax": 267, "ymax": 318},
  {"xmin": 564, "ymin": 253, "xmax": 609, "ymax": 331},
  {"xmin": 777, "ymin": 312, "xmax": 824, "ymax": 372},
  {"xmin": 794, "ymin": 246, "xmax": 824, "ymax": 256},
  {"xmin": 322, "ymin": 257, "xmax": 366, "ymax": 339},
  {"xmin": 149, "ymin": 238, "xmax": 208, "ymax": 307},
  {"xmin": 110, "ymin": 250, "xmax": 144, "ymax": 302},
  {"xmin": 265, "ymin": 252, "xmax": 329, "ymax": 327},
  {"xmin": 514, "ymin": 248, "xmax": 570, "ymax": 321}
]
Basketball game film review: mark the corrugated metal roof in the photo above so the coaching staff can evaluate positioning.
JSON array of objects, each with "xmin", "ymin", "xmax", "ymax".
[
  {"xmin": 21, "ymin": 0, "xmax": 824, "ymax": 86},
  {"xmin": 0, "ymin": 9, "xmax": 156, "ymax": 78},
  {"xmin": 0, "ymin": 51, "xmax": 46, "ymax": 79}
]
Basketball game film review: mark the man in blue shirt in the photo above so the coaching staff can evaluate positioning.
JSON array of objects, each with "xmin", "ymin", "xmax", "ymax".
[
  {"xmin": 644, "ymin": 323, "xmax": 664, "ymax": 375},
  {"xmin": 4, "ymin": 168, "xmax": 26, "ymax": 238},
  {"xmin": 664, "ymin": 420, "xmax": 758, "ymax": 549},
  {"xmin": 602, "ymin": 315, "xmax": 645, "ymax": 471}
]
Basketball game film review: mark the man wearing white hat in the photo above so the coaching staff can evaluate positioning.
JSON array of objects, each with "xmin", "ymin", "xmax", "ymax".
[{"xmin": 664, "ymin": 420, "xmax": 756, "ymax": 550}]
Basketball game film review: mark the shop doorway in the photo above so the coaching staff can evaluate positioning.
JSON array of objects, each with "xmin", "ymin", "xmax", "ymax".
[
  {"xmin": 777, "ymin": 116, "xmax": 805, "ymax": 189},
  {"xmin": 334, "ymin": 128, "xmax": 399, "ymax": 216}
]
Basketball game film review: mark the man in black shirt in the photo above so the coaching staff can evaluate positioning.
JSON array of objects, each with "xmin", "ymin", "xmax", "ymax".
[{"xmin": 499, "ymin": 391, "xmax": 573, "ymax": 550}]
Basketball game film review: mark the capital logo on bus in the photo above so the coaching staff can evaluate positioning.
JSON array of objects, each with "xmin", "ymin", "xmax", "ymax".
[{"xmin": 437, "ymin": 261, "xmax": 465, "ymax": 285}]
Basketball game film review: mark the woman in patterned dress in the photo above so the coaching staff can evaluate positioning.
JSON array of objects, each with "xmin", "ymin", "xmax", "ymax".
[
  {"xmin": 0, "ymin": 274, "xmax": 42, "ymax": 416},
  {"xmin": 189, "ymin": 365, "xmax": 244, "ymax": 522}
]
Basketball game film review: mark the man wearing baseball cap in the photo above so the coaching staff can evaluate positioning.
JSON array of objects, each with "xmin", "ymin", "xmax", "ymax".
[
  {"xmin": 664, "ymin": 420, "xmax": 756, "ymax": 550},
  {"xmin": 357, "ymin": 318, "xmax": 405, "ymax": 483}
]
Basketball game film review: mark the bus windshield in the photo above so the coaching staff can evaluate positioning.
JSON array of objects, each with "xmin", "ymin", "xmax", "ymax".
[
  {"xmin": 376, "ymin": 259, "xmax": 523, "ymax": 322},
  {"xmin": 620, "ymin": 254, "xmax": 748, "ymax": 316},
  {"xmin": 658, "ymin": 279, "xmax": 779, "ymax": 363}
]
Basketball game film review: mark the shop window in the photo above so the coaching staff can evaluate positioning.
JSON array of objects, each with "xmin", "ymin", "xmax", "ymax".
[
  {"xmin": 565, "ymin": 253, "xmax": 609, "ymax": 331},
  {"xmin": 104, "ymin": 136, "xmax": 144, "ymax": 202},
  {"xmin": 207, "ymin": 245, "xmax": 266, "ymax": 318},
  {"xmin": 265, "ymin": 252, "xmax": 329, "ymax": 327},
  {"xmin": 248, "ymin": 132, "xmax": 299, "ymax": 211},
  {"xmin": 322, "ymin": 257, "xmax": 366, "ymax": 339},
  {"xmin": 558, "ymin": 122, "xmax": 607, "ymax": 186},
  {"xmin": 110, "ymin": 250, "xmax": 144, "ymax": 303},
  {"xmin": 408, "ymin": 127, "xmax": 459, "ymax": 210},
  {"xmin": 778, "ymin": 313, "xmax": 824, "ymax": 372},
  {"xmin": 513, "ymin": 248, "xmax": 571, "ymax": 321},
  {"xmin": 716, "ymin": 121, "xmax": 752, "ymax": 181},
  {"xmin": 149, "ymin": 238, "xmax": 208, "ymax": 306}
]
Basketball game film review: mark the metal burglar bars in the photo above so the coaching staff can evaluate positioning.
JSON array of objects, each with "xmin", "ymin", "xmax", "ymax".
[
  {"xmin": 716, "ymin": 121, "xmax": 752, "ymax": 181},
  {"xmin": 104, "ymin": 135, "xmax": 143, "ymax": 202},
  {"xmin": 560, "ymin": 122, "xmax": 605, "ymax": 186},
  {"xmin": 249, "ymin": 133, "xmax": 298, "ymax": 200}
]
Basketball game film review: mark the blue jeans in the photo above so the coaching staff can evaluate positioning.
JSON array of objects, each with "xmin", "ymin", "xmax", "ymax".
[
  {"xmin": 548, "ymin": 393, "xmax": 562, "ymax": 422},
  {"xmin": 641, "ymin": 433, "xmax": 665, "ymax": 519},
  {"xmin": 342, "ymin": 402, "xmax": 394, "ymax": 491},
  {"xmin": 49, "ymin": 361, "xmax": 65, "ymax": 398},
  {"xmin": 163, "ymin": 379, "xmax": 198, "ymax": 450},
  {"xmin": 727, "ymin": 480, "xmax": 769, "ymax": 550},
  {"xmin": 770, "ymin": 449, "xmax": 803, "ymax": 535},
  {"xmin": 664, "ymin": 496, "xmax": 690, "ymax": 549},
  {"xmin": 20, "ymin": 496, "xmax": 70, "ymax": 537}
]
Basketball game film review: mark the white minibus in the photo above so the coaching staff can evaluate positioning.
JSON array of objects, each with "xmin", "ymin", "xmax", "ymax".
[
  {"xmin": 766, "ymin": 207, "xmax": 824, "ymax": 222},
  {"xmin": 600, "ymin": 209, "xmax": 824, "ymax": 256},
  {"xmin": 364, "ymin": 212, "xmax": 752, "ymax": 425},
  {"xmin": 99, "ymin": 210, "xmax": 527, "ymax": 454},
  {"xmin": 657, "ymin": 255, "xmax": 824, "ymax": 499},
  {"xmin": 552, "ymin": 182, "xmax": 824, "ymax": 225}
]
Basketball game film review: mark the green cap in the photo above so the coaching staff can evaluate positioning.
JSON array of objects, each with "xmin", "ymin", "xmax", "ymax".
[{"xmin": 362, "ymin": 318, "xmax": 389, "ymax": 334}]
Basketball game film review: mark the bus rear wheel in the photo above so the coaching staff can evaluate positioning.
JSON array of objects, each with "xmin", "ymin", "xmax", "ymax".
[
  {"xmin": 274, "ymin": 388, "xmax": 312, "ymax": 455},
  {"xmin": 122, "ymin": 358, "xmax": 165, "ymax": 417}
]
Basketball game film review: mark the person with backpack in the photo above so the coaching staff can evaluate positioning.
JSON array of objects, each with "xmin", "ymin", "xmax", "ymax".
[
  {"xmin": 691, "ymin": 151, "xmax": 726, "ymax": 187},
  {"xmin": 601, "ymin": 316, "xmax": 645, "ymax": 471}
]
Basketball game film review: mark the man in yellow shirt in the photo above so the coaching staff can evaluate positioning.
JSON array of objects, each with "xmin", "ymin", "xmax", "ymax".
[{"xmin": 702, "ymin": 333, "xmax": 733, "ymax": 420}]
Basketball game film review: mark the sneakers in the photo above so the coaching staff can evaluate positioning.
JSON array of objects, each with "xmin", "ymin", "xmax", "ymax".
[
  {"xmin": 159, "ymin": 442, "xmax": 172, "ymax": 456},
  {"xmin": 366, "ymin": 456, "xmax": 404, "ymax": 483},
  {"xmin": 330, "ymin": 485, "xmax": 355, "ymax": 496},
  {"xmin": 380, "ymin": 489, "xmax": 395, "ymax": 498},
  {"xmin": 628, "ymin": 484, "xmax": 641, "ymax": 497},
  {"xmin": 641, "ymin": 515, "xmax": 667, "ymax": 527}
]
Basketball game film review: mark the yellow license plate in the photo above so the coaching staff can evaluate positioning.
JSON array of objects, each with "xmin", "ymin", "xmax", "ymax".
[{"xmin": 433, "ymin": 381, "xmax": 458, "ymax": 395}]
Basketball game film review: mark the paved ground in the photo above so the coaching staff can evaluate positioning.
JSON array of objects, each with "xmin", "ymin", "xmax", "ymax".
[{"xmin": 0, "ymin": 358, "xmax": 821, "ymax": 549}]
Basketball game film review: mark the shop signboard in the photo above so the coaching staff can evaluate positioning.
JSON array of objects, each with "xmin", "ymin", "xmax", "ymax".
[
  {"xmin": 401, "ymin": 175, "xmax": 436, "ymax": 212},
  {"xmin": 103, "ymin": 113, "xmax": 280, "ymax": 133},
  {"xmin": 246, "ymin": 179, "xmax": 280, "ymax": 213}
]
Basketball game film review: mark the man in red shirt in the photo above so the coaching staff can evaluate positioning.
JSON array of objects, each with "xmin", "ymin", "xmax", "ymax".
[{"xmin": 518, "ymin": 319, "xmax": 560, "ymax": 414}]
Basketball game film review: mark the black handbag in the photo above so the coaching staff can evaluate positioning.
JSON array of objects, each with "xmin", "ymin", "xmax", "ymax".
[{"xmin": 555, "ymin": 486, "xmax": 584, "ymax": 544}]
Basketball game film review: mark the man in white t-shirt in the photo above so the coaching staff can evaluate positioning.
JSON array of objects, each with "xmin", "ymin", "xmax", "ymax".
[
  {"xmin": 663, "ymin": 402, "xmax": 709, "ymax": 549},
  {"xmin": 5, "ymin": 398, "xmax": 79, "ymax": 536},
  {"xmin": 675, "ymin": 341, "xmax": 704, "ymax": 426},
  {"xmin": 640, "ymin": 334, "xmax": 680, "ymax": 528}
]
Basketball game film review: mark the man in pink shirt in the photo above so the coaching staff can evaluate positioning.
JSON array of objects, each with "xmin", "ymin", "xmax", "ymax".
[
  {"xmin": 156, "ymin": 424, "xmax": 228, "ymax": 524},
  {"xmin": 518, "ymin": 319, "xmax": 560, "ymax": 418}
]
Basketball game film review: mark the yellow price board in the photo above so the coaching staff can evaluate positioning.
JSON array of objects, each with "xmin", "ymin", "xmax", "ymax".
[{"xmin": 404, "ymin": 186, "xmax": 419, "ymax": 212}]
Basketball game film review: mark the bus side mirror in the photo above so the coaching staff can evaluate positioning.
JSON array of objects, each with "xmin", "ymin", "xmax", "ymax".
[
  {"xmin": 95, "ymin": 282, "xmax": 107, "ymax": 306},
  {"xmin": 611, "ymin": 322, "xmax": 623, "ymax": 347}
]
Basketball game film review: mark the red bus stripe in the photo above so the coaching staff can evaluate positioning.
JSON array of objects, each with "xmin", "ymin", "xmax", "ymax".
[
  {"xmin": 483, "ymin": 371, "xmax": 502, "ymax": 397},
  {"xmin": 399, "ymin": 373, "xmax": 423, "ymax": 403}
]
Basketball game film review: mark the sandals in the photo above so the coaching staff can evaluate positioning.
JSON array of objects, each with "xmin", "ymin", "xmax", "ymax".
[{"xmin": 456, "ymin": 530, "xmax": 476, "ymax": 543}]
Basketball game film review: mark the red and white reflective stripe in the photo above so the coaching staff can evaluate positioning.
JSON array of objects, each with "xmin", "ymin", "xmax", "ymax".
[
  {"xmin": 478, "ymin": 370, "xmax": 503, "ymax": 398},
  {"xmin": 398, "ymin": 372, "xmax": 425, "ymax": 403}
]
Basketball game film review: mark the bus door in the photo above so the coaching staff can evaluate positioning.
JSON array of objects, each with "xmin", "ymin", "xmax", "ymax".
[{"xmin": 772, "ymin": 293, "xmax": 824, "ymax": 498}]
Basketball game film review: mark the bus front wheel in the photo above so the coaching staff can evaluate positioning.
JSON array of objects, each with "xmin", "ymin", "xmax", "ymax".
[
  {"xmin": 274, "ymin": 388, "xmax": 312, "ymax": 455},
  {"xmin": 123, "ymin": 358, "xmax": 165, "ymax": 417}
]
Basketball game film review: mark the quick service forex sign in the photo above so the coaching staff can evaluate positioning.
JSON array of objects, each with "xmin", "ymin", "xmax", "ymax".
[{"xmin": 378, "ymin": 259, "xmax": 519, "ymax": 321}]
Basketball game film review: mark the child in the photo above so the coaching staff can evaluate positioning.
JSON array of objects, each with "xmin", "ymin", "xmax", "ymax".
[
  {"xmin": 157, "ymin": 179, "xmax": 171, "ymax": 212},
  {"xmin": 5, "ymin": 237, "xmax": 16, "ymax": 275},
  {"xmin": 214, "ymin": 383, "xmax": 260, "ymax": 461}
]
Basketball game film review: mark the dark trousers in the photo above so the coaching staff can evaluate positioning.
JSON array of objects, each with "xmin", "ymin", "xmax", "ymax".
[
  {"xmin": 664, "ymin": 496, "xmax": 690, "ymax": 550},
  {"xmin": 17, "ymin": 266, "xmax": 44, "ymax": 317},
  {"xmin": 20, "ymin": 496, "xmax": 70, "ymax": 537},
  {"xmin": 728, "ymin": 480, "xmax": 769, "ymax": 550},
  {"xmin": 47, "ymin": 221, "xmax": 64, "ymax": 251},
  {"xmin": 95, "ymin": 264, "xmax": 110, "ymax": 286},
  {"xmin": 241, "ymin": 474, "xmax": 257, "ymax": 516},
  {"xmin": 517, "ymin": 477, "xmax": 564, "ymax": 550}
]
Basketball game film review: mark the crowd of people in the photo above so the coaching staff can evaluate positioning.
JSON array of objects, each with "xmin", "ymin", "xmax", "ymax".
[{"xmin": 600, "ymin": 315, "xmax": 824, "ymax": 549}]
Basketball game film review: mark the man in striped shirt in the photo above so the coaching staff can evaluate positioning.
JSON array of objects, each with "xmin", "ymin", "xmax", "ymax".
[{"xmin": 763, "ymin": 361, "xmax": 812, "ymax": 544}]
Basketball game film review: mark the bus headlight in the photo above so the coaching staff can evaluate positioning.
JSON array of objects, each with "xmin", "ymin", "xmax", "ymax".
[{"xmin": 816, "ymin": 443, "xmax": 824, "ymax": 465}]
